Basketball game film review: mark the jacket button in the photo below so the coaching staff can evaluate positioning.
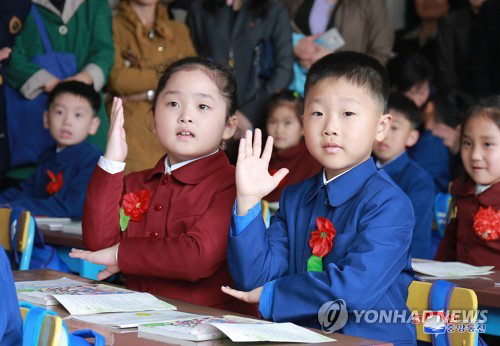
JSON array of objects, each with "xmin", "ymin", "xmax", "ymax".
[
  {"xmin": 154, "ymin": 203, "xmax": 162, "ymax": 211},
  {"xmin": 151, "ymin": 232, "xmax": 159, "ymax": 238},
  {"xmin": 161, "ymin": 177, "xmax": 168, "ymax": 185}
]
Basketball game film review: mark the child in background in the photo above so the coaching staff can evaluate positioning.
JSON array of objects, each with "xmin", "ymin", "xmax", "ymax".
[
  {"xmin": 0, "ymin": 245, "xmax": 22, "ymax": 345},
  {"xmin": 0, "ymin": 81, "xmax": 101, "ymax": 218},
  {"xmin": 435, "ymin": 97, "xmax": 500, "ymax": 267},
  {"xmin": 223, "ymin": 52, "xmax": 416, "ymax": 344},
  {"xmin": 70, "ymin": 57, "xmax": 254, "ymax": 314},
  {"xmin": 373, "ymin": 93, "xmax": 434, "ymax": 259},
  {"xmin": 264, "ymin": 90, "xmax": 321, "ymax": 203}
]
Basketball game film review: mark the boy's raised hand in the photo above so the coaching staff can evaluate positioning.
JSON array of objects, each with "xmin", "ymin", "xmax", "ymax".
[
  {"xmin": 104, "ymin": 97, "xmax": 128, "ymax": 162},
  {"xmin": 236, "ymin": 129, "xmax": 288, "ymax": 215},
  {"xmin": 69, "ymin": 244, "xmax": 120, "ymax": 281}
]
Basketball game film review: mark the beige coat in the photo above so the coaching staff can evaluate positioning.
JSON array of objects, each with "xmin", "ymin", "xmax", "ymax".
[{"xmin": 109, "ymin": 1, "xmax": 195, "ymax": 173}]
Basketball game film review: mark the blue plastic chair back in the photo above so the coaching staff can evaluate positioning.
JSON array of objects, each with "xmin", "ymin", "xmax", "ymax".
[{"xmin": 434, "ymin": 193, "xmax": 452, "ymax": 238}]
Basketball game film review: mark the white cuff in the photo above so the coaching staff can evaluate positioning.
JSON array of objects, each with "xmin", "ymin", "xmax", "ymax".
[
  {"xmin": 83, "ymin": 63, "xmax": 105, "ymax": 92},
  {"xmin": 20, "ymin": 69, "xmax": 56, "ymax": 100},
  {"xmin": 98, "ymin": 156, "xmax": 126, "ymax": 174},
  {"xmin": 115, "ymin": 244, "xmax": 119, "ymax": 263}
]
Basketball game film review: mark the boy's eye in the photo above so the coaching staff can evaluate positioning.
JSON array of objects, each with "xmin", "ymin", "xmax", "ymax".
[
  {"xmin": 198, "ymin": 104, "xmax": 209, "ymax": 110},
  {"xmin": 484, "ymin": 142, "xmax": 494, "ymax": 147},
  {"xmin": 462, "ymin": 139, "xmax": 471, "ymax": 146},
  {"xmin": 312, "ymin": 111, "xmax": 323, "ymax": 116},
  {"xmin": 343, "ymin": 112, "xmax": 355, "ymax": 117},
  {"xmin": 391, "ymin": 126, "xmax": 399, "ymax": 131}
]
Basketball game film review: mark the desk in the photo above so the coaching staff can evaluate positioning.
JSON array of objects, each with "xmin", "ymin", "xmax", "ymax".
[
  {"xmin": 42, "ymin": 229, "xmax": 83, "ymax": 248},
  {"xmin": 14, "ymin": 270, "xmax": 391, "ymax": 346}
]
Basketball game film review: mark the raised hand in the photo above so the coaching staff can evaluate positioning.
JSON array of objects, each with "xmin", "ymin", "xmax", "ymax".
[
  {"xmin": 104, "ymin": 97, "xmax": 128, "ymax": 162},
  {"xmin": 235, "ymin": 129, "xmax": 288, "ymax": 215},
  {"xmin": 69, "ymin": 244, "xmax": 120, "ymax": 281}
]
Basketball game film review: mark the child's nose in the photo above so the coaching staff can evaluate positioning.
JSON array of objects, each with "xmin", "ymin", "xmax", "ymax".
[
  {"xmin": 179, "ymin": 110, "xmax": 193, "ymax": 124},
  {"xmin": 323, "ymin": 116, "xmax": 339, "ymax": 135},
  {"xmin": 471, "ymin": 145, "xmax": 482, "ymax": 160}
]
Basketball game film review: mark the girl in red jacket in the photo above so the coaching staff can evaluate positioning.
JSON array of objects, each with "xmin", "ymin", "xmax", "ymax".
[
  {"xmin": 69, "ymin": 57, "xmax": 255, "ymax": 313},
  {"xmin": 435, "ymin": 97, "xmax": 500, "ymax": 267}
]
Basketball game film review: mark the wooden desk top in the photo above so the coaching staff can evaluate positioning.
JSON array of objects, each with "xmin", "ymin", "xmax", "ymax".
[
  {"xmin": 42, "ymin": 230, "xmax": 84, "ymax": 248},
  {"xmin": 14, "ymin": 270, "xmax": 391, "ymax": 346}
]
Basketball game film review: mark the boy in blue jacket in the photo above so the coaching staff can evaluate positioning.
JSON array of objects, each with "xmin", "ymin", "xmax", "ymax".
[
  {"xmin": 0, "ymin": 245, "xmax": 22, "ymax": 345},
  {"xmin": 373, "ymin": 93, "xmax": 434, "ymax": 259},
  {"xmin": 223, "ymin": 52, "xmax": 417, "ymax": 345},
  {"xmin": 0, "ymin": 81, "xmax": 101, "ymax": 219}
]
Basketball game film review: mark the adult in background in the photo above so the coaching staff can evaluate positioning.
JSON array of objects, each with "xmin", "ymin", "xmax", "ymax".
[
  {"xmin": 186, "ymin": 0, "xmax": 293, "ymax": 130},
  {"xmin": 108, "ymin": 0, "xmax": 195, "ymax": 173}
]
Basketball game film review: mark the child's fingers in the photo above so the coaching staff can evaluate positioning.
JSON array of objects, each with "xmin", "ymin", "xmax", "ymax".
[
  {"xmin": 97, "ymin": 268, "xmax": 114, "ymax": 281},
  {"xmin": 245, "ymin": 129, "xmax": 253, "ymax": 158},
  {"xmin": 253, "ymin": 128, "xmax": 262, "ymax": 158},
  {"xmin": 261, "ymin": 135, "xmax": 274, "ymax": 163},
  {"xmin": 221, "ymin": 286, "xmax": 248, "ymax": 302},
  {"xmin": 272, "ymin": 168, "xmax": 289, "ymax": 187},
  {"xmin": 237, "ymin": 138, "xmax": 246, "ymax": 163}
]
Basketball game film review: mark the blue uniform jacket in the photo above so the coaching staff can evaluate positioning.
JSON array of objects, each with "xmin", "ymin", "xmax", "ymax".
[
  {"xmin": 228, "ymin": 158, "xmax": 417, "ymax": 345},
  {"xmin": 408, "ymin": 130, "xmax": 450, "ymax": 194},
  {"xmin": 380, "ymin": 152, "xmax": 434, "ymax": 259},
  {"xmin": 0, "ymin": 246, "xmax": 22, "ymax": 345},
  {"xmin": 0, "ymin": 140, "xmax": 101, "ymax": 218}
]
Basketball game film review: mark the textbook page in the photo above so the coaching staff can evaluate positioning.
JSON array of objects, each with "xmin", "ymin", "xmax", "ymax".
[
  {"xmin": 72, "ymin": 311, "xmax": 207, "ymax": 329},
  {"xmin": 210, "ymin": 322, "xmax": 335, "ymax": 343},
  {"xmin": 412, "ymin": 260, "xmax": 494, "ymax": 277},
  {"xmin": 54, "ymin": 292, "xmax": 176, "ymax": 315}
]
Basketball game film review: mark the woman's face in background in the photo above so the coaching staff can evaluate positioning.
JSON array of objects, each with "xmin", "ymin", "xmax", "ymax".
[{"xmin": 414, "ymin": 0, "xmax": 449, "ymax": 20}]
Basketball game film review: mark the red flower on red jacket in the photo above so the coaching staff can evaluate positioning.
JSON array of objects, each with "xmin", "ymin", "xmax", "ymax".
[
  {"xmin": 46, "ymin": 170, "xmax": 63, "ymax": 195},
  {"xmin": 122, "ymin": 189, "xmax": 153, "ymax": 221},
  {"xmin": 473, "ymin": 206, "xmax": 500, "ymax": 241},
  {"xmin": 309, "ymin": 217, "xmax": 336, "ymax": 258}
]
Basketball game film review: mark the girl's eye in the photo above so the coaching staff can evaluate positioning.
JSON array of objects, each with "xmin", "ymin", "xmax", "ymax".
[
  {"xmin": 198, "ymin": 104, "xmax": 209, "ymax": 110},
  {"xmin": 484, "ymin": 142, "xmax": 494, "ymax": 147},
  {"xmin": 312, "ymin": 111, "xmax": 323, "ymax": 116},
  {"xmin": 75, "ymin": 113, "xmax": 81, "ymax": 118},
  {"xmin": 167, "ymin": 101, "xmax": 179, "ymax": 107},
  {"xmin": 391, "ymin": 126, "xmax": 399, "ymax": 131},
  {"xmin": 462, "ymin": 140, "xmax": 471, "ymax": 146},
  {"xmin": 343, "ymin": 112, "xmax": 355, "ymax": 117}
]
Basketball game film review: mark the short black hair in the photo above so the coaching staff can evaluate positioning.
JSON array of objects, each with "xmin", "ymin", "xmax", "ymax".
[
  {"xmin": 154, "ymin": 56, "xmax": 237, "ymax": 120},
  {"xmin": 304, "ymin": 51, "xmax": 389, "ymax": 113},
  {"xmin": 387, "ymin": 92, "xmax": 422, "ymax": 129},
  {"xmin": 47, "ymin": 81, "xmax": 100, "ymax": 115},
  {"xmin": 432, "ymin": 89, "xmax": 475, "ymax": 128},
  {"xmin": 266, "ymin": 90, "xmax": 304, "ymax": 120},
  {"xmin": 386, "ymin": 53, "xmax": 432, "ymax": 93}
]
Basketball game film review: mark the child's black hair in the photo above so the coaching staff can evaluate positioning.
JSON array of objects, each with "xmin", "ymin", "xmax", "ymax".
[
  {"xmin": 386, "ymin": 53, "xmax": 432, "ymax": 93},
  {"xmin": 305, "ymin": 51, "xmax": 389, "ymax": 113},
  {"xmin": 386, "ymin": 92, "xmax": 423, "ymax": 130},
  {"xmin": 431, "ymin": 90, "xmax": 475, "ymax": 128},
  {"xmin": 202, "ymin": 0, "xmax": 271, "ymax": 17},
  {"xmin": 47, "ymin": 81, "xmax": 101, "ymax": 115},
  {"xmin": 461, "ymin": 96, "xmax": 500, "ymax": 140},
  {"xmin": 153, "ymin": 56, "xmax": 237, "ymax": 121},
  {"xmin": 266, "ymin": 90, "xmax": 304, "ymax": 120}
]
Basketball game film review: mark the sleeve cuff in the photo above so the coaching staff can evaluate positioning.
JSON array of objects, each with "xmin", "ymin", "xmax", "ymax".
[
  {"xmin": 98, "ymin": 156, "xmax": 126, "ymax": 174},
  {"xmin": 232, "ymin": 200, "xmax": 261, "ymax": 236},
  {"xmin": 259, "ymin": 280, "xmax": 276, "ymax": 320},
  {"xmin": 20, "ymin": 69, "xmax": 55, "ymax": 99},
  {"xmin": 83, "ymin": 63, "xmax": 105, "ymax": 92}
]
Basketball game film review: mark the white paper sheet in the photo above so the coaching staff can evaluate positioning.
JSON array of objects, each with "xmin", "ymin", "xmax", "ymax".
[
  {"xmin": 72, "ymin": 311, "xmax": 206, "ymax": 328},
  {"xmin": 210, "ymin": 322, "xmax": 335, "ymax": 343},
  {"xmin": 412, "ymin": 261, "xmax": 494, "ymax": 277},
  {"xmin": 54, "ymin": 292, "xmax": 176, "ymax": 315}
]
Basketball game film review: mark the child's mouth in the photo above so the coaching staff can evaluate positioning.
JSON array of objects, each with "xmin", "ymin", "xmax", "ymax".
[
  {"xmin": 60, "ymin": 130, "xmax": 72, "ymax": 138},
  {"xmin": 322, "ymin": 143, "xmax": 341, "ymax": 153},
  {"xmin": 177, "ymin": 131, "xmax": 194, "ymax": 138}
]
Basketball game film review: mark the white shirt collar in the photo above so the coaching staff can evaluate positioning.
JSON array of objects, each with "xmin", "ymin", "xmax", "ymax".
[
  {"xmin": 475, "ymin": 183, "xmax": 491, "ymax": 195},
  {"xmin": 322, "ymin": 167, "xmax": 352, "ymax": 185},
  {"xmin": 164, "ymin": 149, "xmax": 219, "ymax": 175},
  {"xmin": 375, "ymin": 151, "xmax": 405, "ymax": 169}
]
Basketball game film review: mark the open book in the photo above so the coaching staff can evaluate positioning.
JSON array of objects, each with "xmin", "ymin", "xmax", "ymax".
[
  {"xmin": 411, "ymin": 259, "xmax": 494, "ymax": 278},
  {"xmin": 138, "ymin": 315, "xmax": 334, "ymax": 343}
]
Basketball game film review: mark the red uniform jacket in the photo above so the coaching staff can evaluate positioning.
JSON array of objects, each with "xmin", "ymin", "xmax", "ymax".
[
  {"xmin": 265, "ymin": 140, "xmax": 322, "ymax": 202},
  {"xmin": 435, "ymin": 177, "xmax": 500, "ymax": 267},
  {"xmin": 83, "ymin": 151, "xmax": 250, "ymax": 310}
]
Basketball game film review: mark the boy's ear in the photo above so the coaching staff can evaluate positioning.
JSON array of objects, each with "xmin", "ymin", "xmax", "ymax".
[
  {"xmin": 43, "ymin": 111, "xmax": 49, "ymax": 129},
  {"xmin": 375, "ymin": 113, "xmax": 392, "ymax": 142},
  {"xmin": 222, "ymin": 115, "xmax": 238, "ymax": 140},
  {"xmin": 406, "ymin": 129, "xmax": 420, "ymax": 147},
  {"xmin": 88, "ymin": 116, "xmax": 100, "ymax": 136}
]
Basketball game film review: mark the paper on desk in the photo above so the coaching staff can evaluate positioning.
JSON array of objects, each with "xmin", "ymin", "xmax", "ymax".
[
  {"xmin": 72, "ymin": 311, "xmax": 207, "ymax": 329},
  {"xmin": 412, "ymin": 261, "xmax": 494, "ymax": 277},
  {"xmin": 54, "ymin": 292, "xmax": 176, "ymax": 315},
  {"xmin": 209, "ymin": 322, "xmax": 335, "ymax": 343}
]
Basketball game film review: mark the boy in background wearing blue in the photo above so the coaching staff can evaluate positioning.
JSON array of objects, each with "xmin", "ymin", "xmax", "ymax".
[
  {"xmin": 222, "ymin": 52, "xmax": 417, "ymax": 345},
  {"xmin": 0, "ymin": 245, "xmax": 22, "ymax": 345},
  {"xmin": 0, "ymin": 81, "xmax": 101, "ymax": 219},
  {"xmin": 373, "ymin": 93, "xmax": 434, "ymax": 259}
]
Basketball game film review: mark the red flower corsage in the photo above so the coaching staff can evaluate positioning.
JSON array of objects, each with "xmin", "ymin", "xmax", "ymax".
[
  {"xmin": 46, "ymin": 170, "xmax": 63, "ymax": 195},
  {"xmin": 473, "ymin": 206, "xmax": 500, "ymax": 241},
  {"xmin": 307, "ymin": 217, "xmax": 336, "ymax": 272},
  {"xmin": 119, "ymin": 189, "xmax": 153, "ymax": 231}
]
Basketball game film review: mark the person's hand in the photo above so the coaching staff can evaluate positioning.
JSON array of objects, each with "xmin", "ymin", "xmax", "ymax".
[
  {"xmin": 0, "ymin": 47, "xmax": 11, "ymax": 61},
  {"xmin": 432, "ymin": 123, "xmax": 461, "ymax": 154},
  {"xmin": 221, "ymin": 285, "xmax": 263, "ymax": 304},
  {"xmin": 236, "ymin": 129, "xmax": 288, "ymax": 215},
  {"xmin": 104, "ymin": 97, "xmax": 128, "ymax": 162},
  {"xmin": 294, "ymin": 35, "xmax": 319, "ymax": 61},
  {"xmin": 44, "ymin": 77, "xmax": 60, "ymax": 93},
  {"xmin": 69, "ymin": 244, "xmax": 120, "ymax": 280},
  {"xmin": 309, "ymin": 43, "xmax": 331, "ymax": 64},
  {"xmin": 235, "ymin": 110, "xmax": 253, "ymax": 133},
  {"xmin": 64, "ymin": 70, "xmax": 93, "ymax": 85}
]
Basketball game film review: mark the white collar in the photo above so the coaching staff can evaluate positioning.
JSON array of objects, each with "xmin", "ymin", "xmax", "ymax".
[
  {"xmin": 322, "ymin": 167, "xmax": 353, "ymax": 185},
  {"xmin": 164, "ymin": 149, "xmax": 219, "ymax": 175},
  {"xmin": 475, "ymin": 184, "xmax": 491, "ymax": 195},
  {"xmin": 375, "ymin": 151, "xmax": 405, "ymax": 169}
]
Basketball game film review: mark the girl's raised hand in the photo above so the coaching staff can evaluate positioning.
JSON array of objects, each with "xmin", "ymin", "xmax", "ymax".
[
  {"xmin": 235, "ymin": 129, "xmax": 288, "ymax": 215},
  {"xmin": 69, "ymin": 244, "xmax": 120, "ymax": 281},
  {"xmin": 104, "ymin": 97, "xmax": 128, "ymax": 162}
]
